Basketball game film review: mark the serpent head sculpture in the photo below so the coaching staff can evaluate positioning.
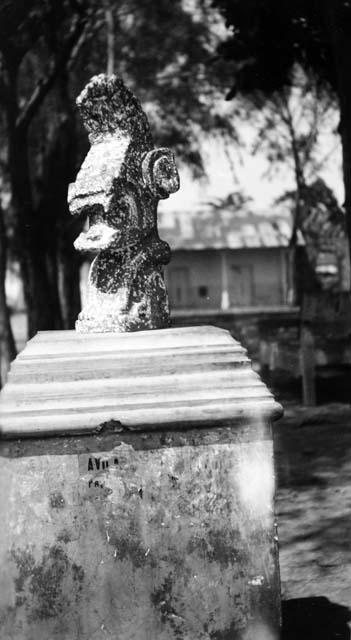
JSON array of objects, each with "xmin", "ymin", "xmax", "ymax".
[{"xmin": 68, "ymin": 74, "xmax": 179, "ymax": 332}]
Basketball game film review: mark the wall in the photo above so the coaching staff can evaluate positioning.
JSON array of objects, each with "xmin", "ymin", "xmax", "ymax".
[
  {"xmin": 165, "ymin": 248, "xmax": 288, "ymax": 309},
  {"xmin": 170, "ymin": 308, "xmax": 300, "ymax": 374},
  {"xmin": 0, "ymin": 425, "xmax": 280, "ymax": 640},
  {"xmin": 170, "ymin": 308, "xmax": 351, "ymax": 403},
  {"xmin": 165, "ymin": 249, "xmax": 222, "ymax": 309}
]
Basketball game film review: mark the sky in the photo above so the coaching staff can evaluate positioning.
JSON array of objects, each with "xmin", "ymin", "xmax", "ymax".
[
  {"xmin": 160, "ymin": 120, "xmax": 344, "ymax": 217},
  {"xmin": 162, "ymin": 4, "xmax": 344, "ymax": 217}
]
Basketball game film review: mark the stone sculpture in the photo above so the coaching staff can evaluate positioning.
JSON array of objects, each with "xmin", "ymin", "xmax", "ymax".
[
  {"xmin": 298, "ymin": 179, "xmax": 350, "ymax": 292},
  {"xmin": 68, "ymin": 74, "xmax": 180, "ymax": 332}
]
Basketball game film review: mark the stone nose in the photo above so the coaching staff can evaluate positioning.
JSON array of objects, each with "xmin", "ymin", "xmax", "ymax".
[{"xmin": 68, "ymin": 183, "xmax": 107, "ymax": 217}]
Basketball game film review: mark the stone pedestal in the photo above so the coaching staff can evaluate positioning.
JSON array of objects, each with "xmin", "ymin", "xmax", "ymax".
[{"xmin": 0, "ymin": 326, "xmax": 282, "ymax": 640}]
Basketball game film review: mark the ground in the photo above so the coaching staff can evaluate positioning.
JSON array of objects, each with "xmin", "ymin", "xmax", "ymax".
[{"xmin": 274, "ymin": 403, "xmax": 351, "ymax": 639}]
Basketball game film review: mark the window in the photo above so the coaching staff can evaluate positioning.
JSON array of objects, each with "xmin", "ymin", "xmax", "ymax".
[{"xmin": 198, "ymin": 286, "xmax": 208, "ymax": 298}]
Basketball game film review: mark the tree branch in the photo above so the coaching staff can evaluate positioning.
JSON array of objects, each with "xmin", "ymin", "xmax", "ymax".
[
  {"xmin": 0, "ymin": 52, "xmax": 9, "ymax": 105},
  {"xmin": 16, "ymin": 12, "xmax": 88, "ymax": 134},
  {"xmin": 67, "ymin": 20, "xmax": 91, "ymax": 71},
  {"xmin": 0, "ymin": 75, "xmax": 8, "ymax": 105}
]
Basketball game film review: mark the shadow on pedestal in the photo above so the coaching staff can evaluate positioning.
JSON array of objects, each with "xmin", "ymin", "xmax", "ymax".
[{"xmin": 282, "ymin": 597, "xmax": 351, "ymax": 640}]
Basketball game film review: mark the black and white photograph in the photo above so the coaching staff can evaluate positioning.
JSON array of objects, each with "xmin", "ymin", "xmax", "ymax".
[{"xmin": 0, "ymin": 1, "xmax": 351, "ymax": 638}]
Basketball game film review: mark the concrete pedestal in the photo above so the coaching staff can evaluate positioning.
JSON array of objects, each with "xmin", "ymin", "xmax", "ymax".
[{"xmin": 0, "ymin": 326, "xmax": 282, "ymax": 640}]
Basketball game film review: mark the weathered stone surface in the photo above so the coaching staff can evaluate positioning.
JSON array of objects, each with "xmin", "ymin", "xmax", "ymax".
[
  {"xmin": 0, "ymin": 425, "xmax": 280, "ymax": 640},
  {"xmin": 0, "ymin": 326, "xmax": 282, "ymax": 438},
  {"xmin": 0, "ymin": 328, "xmax": 282, "ymax": 639},
  {"xmin": 68, "ymin": 74, "xmax": 179, "ymax": 332}
]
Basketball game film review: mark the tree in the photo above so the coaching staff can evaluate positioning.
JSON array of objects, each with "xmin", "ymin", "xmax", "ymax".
[
  {"xmin": 211, "ymin": 0, "xmax": 351, "ymax": 264},
  {"xmin": 0, "ymin": 0, "xmax": 90, "ymax": 337},
  {"xmin": 78, "ymin": 0, "xmax": 236, "ymax": 173},
  {"xmin": 248, "ymin": 69, "xmax": 336, "ymax": 238},
  {"xmin": 242, "ymin": 68, "xmax": 339, "ymax": 301},
  {"xmin": 0, "ymin": 0, "xmax": 236, "ymax": 364},
  {"xmin": 0, "ymin": 200, "xmax": 16, "ymax": 386}
]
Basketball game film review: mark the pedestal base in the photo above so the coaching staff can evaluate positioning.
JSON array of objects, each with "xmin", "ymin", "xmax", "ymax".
[
  {"xmin": 0, "ymin": 325, "xmax": 282, "ymax": 639},
  {"xmin": 0, "ymin": 425, "xmax": 280, "ymax": 640}
]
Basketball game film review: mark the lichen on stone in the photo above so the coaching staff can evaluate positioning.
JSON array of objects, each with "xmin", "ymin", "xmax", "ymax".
[{"xmin": 68, "ymin": 74, "xmax": 180, "ymax": 333}]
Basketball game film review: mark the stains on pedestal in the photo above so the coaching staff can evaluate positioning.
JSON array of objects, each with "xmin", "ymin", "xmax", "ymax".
[
  {"xmin": 50, "ymin": 491, "xmax": 65, "ymax": 509},
  {"xmin": 11, "ymin": 545, "xmax": 84, "ymax": 622}
]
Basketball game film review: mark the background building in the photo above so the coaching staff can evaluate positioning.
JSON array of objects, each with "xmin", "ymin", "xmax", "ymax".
[{"xmin": 159, "ymin": 207, "xmax": 295, "ymax": 311}]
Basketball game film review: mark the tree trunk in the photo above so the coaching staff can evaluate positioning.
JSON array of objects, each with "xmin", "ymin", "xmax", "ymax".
[
  {"xmin": 6, "ymin": 63, "xmax": 63, "ymax": 337},
  {"xmin": 41, "ymin": 79, "xmax": 82, "ymax": 329},
  {"xmin": 339, "ymin": 97, "xmax": 351, "ymax": 265},
  {"xmin": 323, "ymin": 1, "xmax": 351, "ymax": 268},
  {"xmin": 0, "ymin": 203, "xmax": 17, "ymax": 387},
  {"xmin": 55, "ymin": 74, "xmax": 82, "ymax": 328},
  {"xmin": 58, "ymin": 237, "xmax": 82, "ymax": 329},
  {"xmin": 104, "ymin": 1, "xmax": 115, "ymax": 75},
  {"xmin": 9, "ymin": 129, "xmax": 63, "ymax": 336},
  {"xmin": 279, "ymin": 93, "xmax": 306, "ymax": 305}
]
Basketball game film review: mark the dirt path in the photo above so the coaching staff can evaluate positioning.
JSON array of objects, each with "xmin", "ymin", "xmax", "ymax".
[{"xmin": 273, "ymin": 404, "xmax": 351, "ymax": 638}]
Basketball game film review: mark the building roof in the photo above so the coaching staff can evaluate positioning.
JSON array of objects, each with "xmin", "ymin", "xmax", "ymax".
[{"xmin": 158, "ymin": 207, "xmax": 299, "ymax": 250}]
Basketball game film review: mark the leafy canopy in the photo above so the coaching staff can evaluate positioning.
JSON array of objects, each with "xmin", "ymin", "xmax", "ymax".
[{"xmin": 212, "ymin": 0, "xmax": 342, "ymax": 98}]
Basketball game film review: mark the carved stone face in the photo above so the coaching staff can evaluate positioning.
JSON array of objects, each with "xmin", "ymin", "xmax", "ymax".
[
  {"xmin": 68, "ymin": 133, "xmax": 128, "ymax": 251},
  {"xmin": 68, "ymin": 135, "xmax": 179, "ymax": 253},
  {"xmin": 68, "ymin": 74, "xmax": 179, "ymax": 333},
  {"xmin": 68, "ymin": 74, "xmax": 179, "ymax": 255},
  {"xmin": 315, "ymin": 251, "xmax": 340, "ymax": 291}
]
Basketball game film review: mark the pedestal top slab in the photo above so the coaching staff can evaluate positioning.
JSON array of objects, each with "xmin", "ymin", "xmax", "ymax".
[{"xmin": 0, "ymin": 326, "xmax": 282, "ymax": 438}]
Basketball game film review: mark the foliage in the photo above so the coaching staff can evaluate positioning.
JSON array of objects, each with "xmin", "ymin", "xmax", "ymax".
[
  {"xmin": 0, "ymin": 0, "xmax": 235, "ymax": 354},
  {"xmin": 212, "ymin": 0, "xmax": 340, "ymax": 96},
  {"xmin": 77, "ymin": 0, "xmax": 237, "ymax": 173},
  {"xmin": 249, "ymin": 69, "xmax": 337, "ymax": 180},
  {"xmin": 205, "ymin": 189, "xmax": 252, "ymax": 212},
  {"xmin": 211, "ymin": 0, "xmax": 351, "ymax": 265}
]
